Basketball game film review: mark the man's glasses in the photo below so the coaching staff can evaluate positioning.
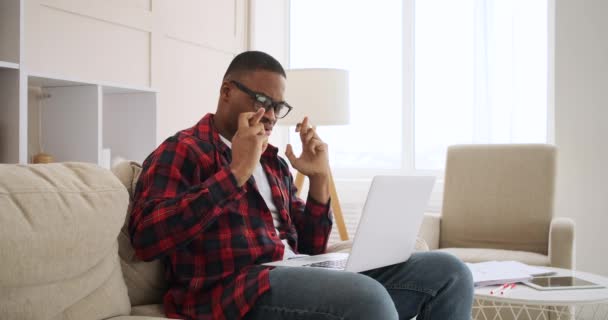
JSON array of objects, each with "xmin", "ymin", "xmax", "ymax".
[{"xmin": 230, "ymin": 80, "xmax": 293, "ymax": 119}]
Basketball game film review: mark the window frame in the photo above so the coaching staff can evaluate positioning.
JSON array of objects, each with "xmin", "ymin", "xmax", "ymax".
[
  {"xmin": 286, "ymin": 0, "xmax": 436, "ymax": 180},
  {"xmin": 283, "ymin": 0, "xmax": 555, "ymax": 213}
]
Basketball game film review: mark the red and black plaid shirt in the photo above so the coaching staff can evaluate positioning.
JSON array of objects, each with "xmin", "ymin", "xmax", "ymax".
[{"xmin": 129, "ymin": 113, "xmax": 333, "ymax": 320}]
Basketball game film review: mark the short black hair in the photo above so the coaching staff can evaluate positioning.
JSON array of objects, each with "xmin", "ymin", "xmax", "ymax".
[{"xmin": 223, "ymin": 51, "xmax": 286, "ymax": 80}]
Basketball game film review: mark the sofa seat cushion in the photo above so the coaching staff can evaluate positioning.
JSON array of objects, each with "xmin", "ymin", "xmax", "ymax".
[
  {"xmin": 0, "ymin": 163, "xmax": 131, "ymax": 320},
  {"xmin": 109, "ymin": 317, "xmax": 171, "ymax": 320},
  {"xmin": 130, "ymin": 304, "xmax": 165, "ymax": 317},
  {"xmin": 438, "ymin": 247, "xmax": 550, "ymax": 266}
]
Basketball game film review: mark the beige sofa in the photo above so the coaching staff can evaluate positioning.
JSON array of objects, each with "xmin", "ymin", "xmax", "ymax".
[
  {"xmin": 0, "ymin": 160, "xmax": 434, "ymax": 320},
  {"xmin": 0, "ymin": 162, "xmax": 169, "ymax": 320}
]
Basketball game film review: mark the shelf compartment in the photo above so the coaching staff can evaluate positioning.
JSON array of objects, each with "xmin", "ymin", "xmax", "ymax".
[
  {"xmin": 27, "ymin": 73, "xmax": 157, "ymax": 167},
  {"xmin": 102, "ymin": 90, "xmax": 157, "ymax": 166},
  {"xmin": 35, "ymin": 85, "xmax": 100, "ymax": 164},
  {"xmin": 0, "ymin": 68, "xmax": 21, "ymax": 163},
  {"xmin": 0, "ymin": 0, "xmax": 21, "ymax": 64}
]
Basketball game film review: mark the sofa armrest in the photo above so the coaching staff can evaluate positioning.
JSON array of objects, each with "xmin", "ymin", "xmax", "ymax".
[
  {"xmin": 548, "ymin": 217, "xmax": 575, "ymax": 269},
  {"xmin": 418, "ymin": 213, "xmax": 441, "ymax": 250}
]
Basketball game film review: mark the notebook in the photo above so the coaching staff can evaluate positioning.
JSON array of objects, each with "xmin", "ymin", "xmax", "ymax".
[{"xmin": 466, "ymin": 261, "xmax": 555, "ymax": 287}]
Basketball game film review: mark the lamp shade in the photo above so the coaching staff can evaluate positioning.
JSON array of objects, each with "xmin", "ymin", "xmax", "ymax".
[{"xmin": 281, "ymin": 68, "xmax": 350, "ymax": 126}]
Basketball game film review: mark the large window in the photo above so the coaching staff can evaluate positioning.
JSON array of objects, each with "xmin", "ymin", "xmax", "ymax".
[
  {"xmin": 290, "ymin": 0, "xmax": 403, "ymax": 170},
  {"xmin": 289, "ymin": 0, "xmax": 549, "ymax": 173},
  {"xmin": 414, "ymin": 0, "xmax": 548, "ymax": 170}
]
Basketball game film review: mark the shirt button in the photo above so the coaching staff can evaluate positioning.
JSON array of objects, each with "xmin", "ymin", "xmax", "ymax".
[{"xmin": 270, "ymin": 232, "xmax": 276, "ymax": 237}]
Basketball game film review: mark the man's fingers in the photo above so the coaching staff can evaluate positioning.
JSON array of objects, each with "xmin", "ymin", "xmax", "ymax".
[
  {"xmin": 302, "ymin": 128, "xmax": 315, "ymax": 144},
  {"xmin": 261, "ymin": 135, "xmax": 269, "ymax": 145},
  {"xmin": 315, "ymin": 141, "xmax": 328, "ymax": 153},
  {"xmin": 238, "ymin": 111, "xmax": 257, "ymax": 129},
  {"xmin": 238, "ymin": 109, "xmax": 265, "ymax": 129},
  {"xmin": 300, "ymin": 117, "xmax": 309, "ymax": 135},
  {"xmin": 252, "ymin": 123, "xmax": 265, "ymax": 136},
  {"xmin": 308, "ymin": 138, "xmax": 325, "ymax": 155},
  {"xmin": 260, "ymin": 135, "xmax": 269, "ymax": 151},
  {"xmin": 302, "ymin": 117, "xmax": 309, "ymax": 129},
  {"xmin": 249, "ymin": 108, "xmax": 266, "ymax": 126},
  {"xmin": 285, "ymin": 144, "xmax": 298, "ymax": 165},
  {"xmin": 295, "ymin": 117, "xmax": 309, "ymax": 133}
]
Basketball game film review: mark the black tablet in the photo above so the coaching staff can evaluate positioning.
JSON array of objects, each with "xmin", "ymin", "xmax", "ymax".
[{"xmin": 525, "ymin": 276, "xmax": 604, "ymax": 290}]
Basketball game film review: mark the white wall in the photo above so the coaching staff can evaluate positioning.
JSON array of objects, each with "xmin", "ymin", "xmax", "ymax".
[
  {"xmin": 554, "ymin": 0, "xmax": 608, "ymax": 275},
  {"xmin": 24, "ymin": 0, "xmax": 249, "ymax": 145},
  {"xmin": 248, "ymin": 0, "xmax": 290, "ymax": 150}
]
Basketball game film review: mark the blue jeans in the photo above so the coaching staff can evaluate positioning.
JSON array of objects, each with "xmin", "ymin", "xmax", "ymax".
[{"xmin": 245, "ymin": 251, "xmax": 474, "ymax": 320}]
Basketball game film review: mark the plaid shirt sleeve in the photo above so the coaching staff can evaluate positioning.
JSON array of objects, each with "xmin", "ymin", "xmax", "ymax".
[
  {"xmin": 281, "ymin": 159, "xmax": 333, "ymax": 255},
  {"xmin": 129, "ymin": 136, "xmax": 245, "ymax": 261}
]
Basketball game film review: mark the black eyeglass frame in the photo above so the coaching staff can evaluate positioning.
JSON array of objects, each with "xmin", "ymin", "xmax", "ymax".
[{"xmin": 230, "ymin": 80, "xmax": 293, "ymax": 119}]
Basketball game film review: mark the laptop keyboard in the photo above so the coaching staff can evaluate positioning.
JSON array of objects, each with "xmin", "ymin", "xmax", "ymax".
[{"xmin": 303, "ymin": 259, "xmax": 347, "ymax": 270}]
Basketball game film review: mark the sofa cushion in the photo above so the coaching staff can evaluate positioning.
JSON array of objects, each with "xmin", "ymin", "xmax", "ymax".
[
  {"xmin": 112, "ymin": 161, "xmax": 168, "ymax": 306},
  {"xmin": 108, "ymin": 316, "xmax": 170, "ymax": 320},
  {"xmin": 438, "ymin": 247, "xmax": 550, "ymax": 266},
  {"xmin": 0, "ymin": 163, "xmax": 131, "ymax": 320},
  {"xmin": 130, "ymin": 304, "xmax": 166, "ymax": 317}
]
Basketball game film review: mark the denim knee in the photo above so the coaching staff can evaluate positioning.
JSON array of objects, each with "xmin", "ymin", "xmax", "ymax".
[
  {"xmin": 342, "ymin": 273, "xmax": 399, "ymax": 320},
  {"xmin": 435, "ymin": 252, "xmax": 474, "ymax": 294}
]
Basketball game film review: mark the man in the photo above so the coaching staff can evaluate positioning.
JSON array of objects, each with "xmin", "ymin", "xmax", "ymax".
[{"xmin": 129, "ymin": 51, "xmax": 474, "ymax": 320}]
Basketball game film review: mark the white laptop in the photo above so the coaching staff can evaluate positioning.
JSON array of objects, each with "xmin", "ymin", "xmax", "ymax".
[{"xmin": 263, "ymin": 175, "xmax": 435, "ymax": 273}]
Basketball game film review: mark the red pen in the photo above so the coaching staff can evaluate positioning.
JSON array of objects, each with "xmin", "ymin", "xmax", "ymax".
[
  {"xmin": 500, "ymin": 283, "xmax": 517, "ymax": 295},
  {"xmin": 490, "ymin": 283, "xmax": 511, "ymax": 295}
]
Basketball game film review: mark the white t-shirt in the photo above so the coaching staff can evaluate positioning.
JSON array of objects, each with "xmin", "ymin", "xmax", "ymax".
[{"xmin": 219, "ymin": 135, "xmax": 298, "ymax": 260}]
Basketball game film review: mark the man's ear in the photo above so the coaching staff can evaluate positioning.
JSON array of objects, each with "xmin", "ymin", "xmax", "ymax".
[{"xmin": 220, "ymin": 81, "xmax": 231, "ymax": 101}]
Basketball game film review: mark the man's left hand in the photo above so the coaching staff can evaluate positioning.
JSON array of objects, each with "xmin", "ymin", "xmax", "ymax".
[{"xmin": 285, "ymin": 116, "xmax": 330, "ymax": 180}]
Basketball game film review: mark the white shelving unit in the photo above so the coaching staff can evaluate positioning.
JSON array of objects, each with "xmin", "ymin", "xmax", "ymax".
[
  {"xmin": 0, "ymin": 61, "xmax": 19, "ymax": 69},
  {"xmin": 0, "ymin": 0, "xmax": 21, "ymax": 65},
  {"xmin": 0, "ymin": 0, "xmax": 156, "ymax": 167},
  {"xmin": 0, "ymin": 0, "xmax": 23, "ymax": 164},
  {"xmin": 0, "ymin": 67, "xmax": 21, "ymax": 163},
  {"xmin": 103, "ymin": 86, "xmax": 157, "ymax": 167},
  {"xmin": 28, "ymin": 74, "xmax": 157, "ymax": 167}
]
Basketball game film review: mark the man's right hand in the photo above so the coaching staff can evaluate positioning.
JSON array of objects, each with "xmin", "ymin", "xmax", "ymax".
[{"xmin": 230, "ymin": 109, "xmax": 268, "ymax": 186}]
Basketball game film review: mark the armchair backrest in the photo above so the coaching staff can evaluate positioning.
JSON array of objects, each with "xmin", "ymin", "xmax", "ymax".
[{"xmin": 439, "ymin": 144, "xmax": 556, "ymax": 255}]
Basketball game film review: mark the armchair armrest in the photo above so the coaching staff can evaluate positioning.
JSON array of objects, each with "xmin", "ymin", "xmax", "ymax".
[
  {"xmin": 548, "ymin": 217, "xmax": 575, "ymax": 269},
  {"xmin": 326, "ymin": 237, "xmax": 430, "ymax": 253},
  {"xmin": 326, "ymin": 240, "xmax": 354, "ymax": 253},
  {"xmin": 419, "ymin": 213, "xmax": 441, "ymax": 250}
]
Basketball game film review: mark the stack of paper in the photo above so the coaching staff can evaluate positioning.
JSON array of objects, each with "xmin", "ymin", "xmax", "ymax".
[{"xmin": 466, "ymin": 261, "xmax": 555, "ymax": 287}]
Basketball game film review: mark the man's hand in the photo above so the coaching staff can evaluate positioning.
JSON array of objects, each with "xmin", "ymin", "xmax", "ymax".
[
  {"xmin": 230, "ymin": 109, "xmax": 269, "ymax": 186},
  {"xmin": 285, "ymin": 117, "xmax": 330, "ymax": 179},
  {"xmin": 285, "ymin": 117, "xmax": 330, "ymax": 203}
]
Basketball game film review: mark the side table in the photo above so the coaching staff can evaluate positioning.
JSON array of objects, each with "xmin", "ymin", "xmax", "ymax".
[{"xmin": 473, "ymin": 267, "xmax": 608, "ymax": 320}]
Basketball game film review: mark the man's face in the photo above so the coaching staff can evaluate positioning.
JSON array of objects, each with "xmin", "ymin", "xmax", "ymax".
[{"xmin": 225, "ymin": 70, "xmax": 286, "ymax": 137}]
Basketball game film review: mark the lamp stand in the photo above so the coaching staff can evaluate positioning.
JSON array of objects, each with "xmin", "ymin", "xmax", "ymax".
[{"xmin": 294, "ymin": 170, "xmax": 349, "ymax": 241}]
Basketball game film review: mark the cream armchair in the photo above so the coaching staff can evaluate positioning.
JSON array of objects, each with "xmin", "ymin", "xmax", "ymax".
[{"xmin": 417, "ymin": 144, "xmax": 575, "ymax": 269}]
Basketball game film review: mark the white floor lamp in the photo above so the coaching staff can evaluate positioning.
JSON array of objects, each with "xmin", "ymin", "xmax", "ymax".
[{"xmin": 282, "ymin": 68, "xmax": 350, "ymax": 241}]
